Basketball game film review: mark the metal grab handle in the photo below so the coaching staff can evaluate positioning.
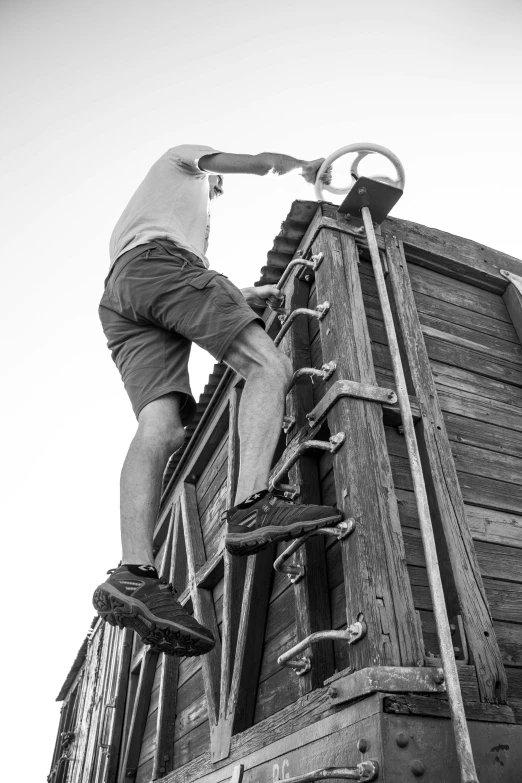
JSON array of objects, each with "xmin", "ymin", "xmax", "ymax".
[
  {"xmin": 274, "ymin": 763, "xmax": 379, "ymax": 783},
  {"xmin": 314, "ymin": 143, "xmax": 406, "ymax": 200}
]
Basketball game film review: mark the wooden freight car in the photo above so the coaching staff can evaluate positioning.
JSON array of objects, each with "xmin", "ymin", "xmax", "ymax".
[{"xmin": 49, "ymin": 197, "xmax": 522, "ymax": 783}]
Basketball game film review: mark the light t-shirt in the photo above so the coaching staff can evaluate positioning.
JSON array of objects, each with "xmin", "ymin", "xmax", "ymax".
[{"xmin": 109, "ymin": 144, "xmax": 221, "ymax": 269}]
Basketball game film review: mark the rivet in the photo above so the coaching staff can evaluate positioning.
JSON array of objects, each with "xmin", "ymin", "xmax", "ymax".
[
  {"xmin": 358, "ymin": 187, "xmax": 367, "ymax": 195},
  {"xmin": 327, "ymin": 687, "xmax": 337, "ymax": 699},
  {"xmin": 410, "ymin": 759, "xmax": 425, "ymax": 776},
  {"xmin": 357, "ymin": 738, "xmax": 368, "ymax": 753},
  {"xmin": 396, "ymin": 732, "xmax": 409, "ymax": 748},
  {"xmin": 433, "ymin": 671, "xmax": 445, "ymax": 685}
]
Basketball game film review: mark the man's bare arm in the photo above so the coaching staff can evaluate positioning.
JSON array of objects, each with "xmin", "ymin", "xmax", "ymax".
[{"xmin": 199, "ymin": 152, "xmax": 328, "ymax": 184}]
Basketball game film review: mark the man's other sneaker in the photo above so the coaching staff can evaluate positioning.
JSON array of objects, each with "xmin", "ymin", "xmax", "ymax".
[
  {"xmin": 224, "ymin": 490, "xmax": 343, "ymax": 556},
  {"xmin": 92, "ymin": 566, "xmax": 215, "ymax": 656}
]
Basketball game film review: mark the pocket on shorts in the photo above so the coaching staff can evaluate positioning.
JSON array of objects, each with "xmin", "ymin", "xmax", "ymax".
[{"xmin": 185, "ymin": 270, "xmax": 220, "ymax": 289}]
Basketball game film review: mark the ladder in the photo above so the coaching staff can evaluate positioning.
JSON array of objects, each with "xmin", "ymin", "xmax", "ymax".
[{"xmin": 266, "ymin": 145, "xmax": 480, "ymax": 783}]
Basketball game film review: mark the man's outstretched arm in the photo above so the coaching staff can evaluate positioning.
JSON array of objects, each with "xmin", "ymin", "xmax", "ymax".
[{"xmin": 199, "ymin": 152, "xmax": 328, "ymax": 184}]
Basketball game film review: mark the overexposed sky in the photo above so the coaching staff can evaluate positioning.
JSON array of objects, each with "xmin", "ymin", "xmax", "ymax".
[{"xmin": 2, "ymin": 0, "xmax": 521, "ymax": 778}]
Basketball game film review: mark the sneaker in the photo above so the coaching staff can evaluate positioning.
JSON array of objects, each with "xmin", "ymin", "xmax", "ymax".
[
  {"xmin": 92, "ymin": 566, "xmax": 215, "ymax": 656},
  {"xmin": 224, "ymin": 490, "xmax": 343, "ymax": 556}
]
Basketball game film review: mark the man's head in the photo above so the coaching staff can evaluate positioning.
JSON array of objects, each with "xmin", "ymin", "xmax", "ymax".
[{"xmin": 209, "ymin": 174, "xmax": 224, "ymax": 200}]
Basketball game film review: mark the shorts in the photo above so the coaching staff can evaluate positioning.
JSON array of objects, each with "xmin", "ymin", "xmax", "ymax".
[{"xmin": 99, "ymin": 239, "xmax": 263, "ymax": 425}]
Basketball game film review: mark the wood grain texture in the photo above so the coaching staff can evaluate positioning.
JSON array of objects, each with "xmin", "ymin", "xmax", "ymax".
[
  {"xmin": 121, "ymin": 649, "xmax": 159, "ymax": 780},
  {"xmin": 386, "ymin": 234, "xmax": 508, "ymax": 704},
  {"xmin": 180, "ymin": 484, "xmax": 221, "ymax": 727},
  {"xmin": 311, "ymin": 228, "xmax": 423, "ymax": 670},
  {"xmin": 381, "ymin": 215, "xmax": 522, "ymax": 293},
  {"xmin": 153, "ymin": 655, "xmax": 180, "ymax": 779}
]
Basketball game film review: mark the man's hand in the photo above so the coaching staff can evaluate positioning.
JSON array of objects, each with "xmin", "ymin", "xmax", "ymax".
[
  {"xmin": 301, "ymin": 158, "xmax": 333, "ymax": 186},
  {"xmin": 241, "ymin": 285, "xmax": 286, "ymax": 313}
]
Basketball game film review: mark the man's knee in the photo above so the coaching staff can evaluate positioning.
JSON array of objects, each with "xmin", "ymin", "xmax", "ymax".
[
  {"xmin": 224, "ymin": 322, "xmax": 293, "ymax": 385},
  {"xmin": 137, "ymin": 396, "xmax": 186, "ymax": 454}
]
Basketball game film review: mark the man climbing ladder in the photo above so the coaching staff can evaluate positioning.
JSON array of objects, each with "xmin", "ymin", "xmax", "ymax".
[{"xmin": 93, "ymin": 145, "xmax": 342, "ymax": 656}]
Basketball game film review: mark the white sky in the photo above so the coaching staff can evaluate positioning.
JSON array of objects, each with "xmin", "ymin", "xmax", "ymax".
[{"xmin": 2, "ymin": 0, "xmax": 521, "ymax": 778}]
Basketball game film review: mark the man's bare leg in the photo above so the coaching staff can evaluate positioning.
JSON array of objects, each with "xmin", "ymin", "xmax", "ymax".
[
  {"xmin": 222, "ymin": 322, "xmax": 293, "ymax": 504},
  {"xmin": 120, "ymin": 394, "xmax": 186, "ymax": 565}
]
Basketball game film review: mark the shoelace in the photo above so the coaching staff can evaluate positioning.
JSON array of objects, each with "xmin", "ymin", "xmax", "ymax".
[{"xmin": 105, "ymin": 567, "xmax": 177, "ymax": 595}]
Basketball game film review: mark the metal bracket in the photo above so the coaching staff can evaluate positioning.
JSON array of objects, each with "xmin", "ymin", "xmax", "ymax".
[
  {"xmin": 307, "ymin": 379, "xmax": 397, "ymax": 427},
  {"xmin": 326, "ymin": 666, "xmax": 446, "ymax": 705},
  {"xmin": 275, "ymin": 763, "xmax": 379, "ymax": 783},
  {"xmin": 274, "ymin": 519, "xmax": 356, "ymax": 583},
  {"xmin": 278, "ymin": 622, "xmax": 366, "ymax": 675},
  {"xmin": 269, "ymin": 433, "xmax": 345, "ymax": 490},
  {"xmin": 274, "ymin": 303, "xmax": 330, "ymax": 347},
  {"xmin": 501, "ymin": 268, "xmax": 522, "ymax": 296},
  {"xmin": 449, "ymin": 614, "xmax": 469, "ymax": 663}
]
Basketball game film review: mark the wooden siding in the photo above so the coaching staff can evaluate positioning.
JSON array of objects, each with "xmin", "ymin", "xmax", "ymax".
[{"xmin": 51, "ymin": 208, "xmax": 522, "ymax": 783}]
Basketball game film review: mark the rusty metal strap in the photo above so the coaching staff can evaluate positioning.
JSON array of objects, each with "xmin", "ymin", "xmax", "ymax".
[
  {"xmin": 306, "ymin": 379, "xmax": 397, "ymax": 427},
  {"xmin": 273, "ymin": 763, "xmax": 379, "ymax": 783}
]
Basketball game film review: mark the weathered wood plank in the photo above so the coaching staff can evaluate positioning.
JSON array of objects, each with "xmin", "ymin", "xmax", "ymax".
[
  {"xmin": 386, "ymin": 234, "xmax": 508, "ymax": 704},
  {"xmin": 106, "ymin": 628, "xmax": 133, "ymax": 783},
  {"xmin": 228, "ymin": 545, "xmax": 276, "ymax": 734},
  {"xmin": 180, "ymin": 484, "xmax": 221, "ymax": 727},
  {"xmin": 444, "ymin": 411, "xmax": 522, "ymax": 460},
  {"xmin": 408, "ymin": 262, "xmax": 514, "ymax": 324},
  {"xmin": 310, "ymin": 228, "xmax": 423, "ymax": 671},
  {"xmin": 382, "ymin": 215, "xmax": 522, "ymax": 293},
  {"xmin": 384, "ymin": 693, "xmax": 516, "ymax": 723},
  {"xmin": 121, "ymin": 649, "xmax": 159, "ymax": 780},
  {"xmin": 217, "ymin": 383, "xmax": 246, "ymax": 758},
  {"xmin": 153, "ymin": 654, "xmax": 180, "ymax": 779},
  {"xmin": 408, "ymin": 564, "xmax": 522, "ymax": 624}
]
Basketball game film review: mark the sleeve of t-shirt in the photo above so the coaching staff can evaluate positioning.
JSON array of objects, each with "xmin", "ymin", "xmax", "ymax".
[{"xmin": 168, "ymin": 144, "xmax": 222, "ymax": 176}]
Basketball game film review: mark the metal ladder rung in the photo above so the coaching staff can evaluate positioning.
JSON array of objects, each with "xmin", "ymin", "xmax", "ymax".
[
  {"xmin": 278, "ymin": 623, "xmax": 366, "ymax": 676},
  {"xmin": 274, "ymin": 518, "xmax": 355, "ymax": 583},
  {"xmin": 274, "ymin": 302, "xmax": 330, "ymax": 347},
  {"xmin": 269, "ymin": 433, "xmax": 345, "ymax": 492},
  {"xmin": 275, "ymin": 251, "xmax": 324, "ymax": 293}
]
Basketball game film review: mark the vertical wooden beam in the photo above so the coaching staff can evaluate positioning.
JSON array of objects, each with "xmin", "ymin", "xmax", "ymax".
[
  {"xmin": 106, "ymin": 629, "xmax": 133, "ymax": 783},
  {"xmin": 312, "ymin": 228, "xmax": 424, "ymax": 670},
  {"xmin": 152, "ymin": 656, "xmax": 179, "ymax": 780},
  {"xmin": 227, "ymin": 545, "xmax": 275, "ymax": 734},
  {"xmin": 386, "ymin": 235, "xmax": 508, "ymax": 703},
  {"xmin": 120, "ymin": 649, "xmax": 159, "ymax": 780},
  {"xmin": 282, "ymin": 275, "xmax": 334, "ymax": 692},
  {"xmin": 220, "ymin": 385, "xmax": 246, "ymax": 715},
  {"xmin": 180, "ymin": 483, "xmax": 221, "ymax": 725},
  {"xmin": 152, "ymin": 507, "xmax": 180, "ymax": 781}
]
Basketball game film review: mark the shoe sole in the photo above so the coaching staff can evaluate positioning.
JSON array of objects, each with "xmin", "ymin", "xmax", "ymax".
[
  {"xmin": 92, "ymin": 583, "xmax": 215, "ymax": 656},
  {"xmin": 225, "ymin": 513, "xmax": 342, "ymax": 556}
]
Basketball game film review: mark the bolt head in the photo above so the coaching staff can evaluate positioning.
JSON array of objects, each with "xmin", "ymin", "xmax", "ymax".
[
  {"xmin": 433, "ymin": 671, "xmax": 445, "ymax": 685},
  {"xmin": 357, "ymin": 738, "xmax": 368, "ymax": 753},
  {"xmin": 327, "ymin": 686, "xmax": 337, "ymax": 699},
  {"xmin": 358, "ymin": 187, "xmax": 367, "ymax": 195},
  {"xmin": 396, "ymin": 732, "xmax": 409, "ymax": 748},
  {"xmin": 410, "ymin": 759, "xmax": 425, "ymax": 776}
]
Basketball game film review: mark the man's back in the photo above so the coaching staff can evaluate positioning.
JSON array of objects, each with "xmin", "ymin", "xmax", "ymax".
[{"xmin": 109, "ymin": 144, "xmax": 220, "ymax": 268}]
